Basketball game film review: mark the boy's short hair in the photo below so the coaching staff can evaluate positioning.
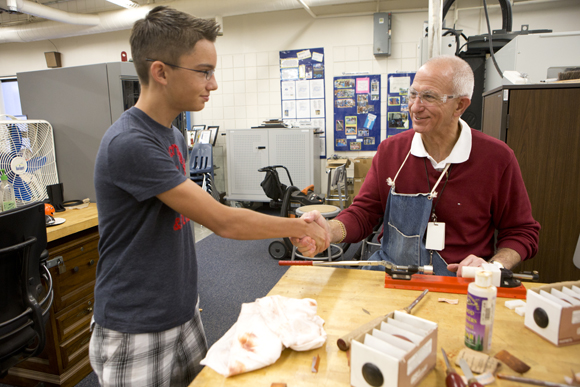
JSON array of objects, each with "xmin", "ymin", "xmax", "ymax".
[{"xmin": 130, "ymin": 6, "xmax": 220, "ymax": 85}]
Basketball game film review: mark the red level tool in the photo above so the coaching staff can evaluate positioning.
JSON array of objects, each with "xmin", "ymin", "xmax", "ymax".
[{"xmin": 385, "ymin": 274, "xmax": 527, "ymax": 299}]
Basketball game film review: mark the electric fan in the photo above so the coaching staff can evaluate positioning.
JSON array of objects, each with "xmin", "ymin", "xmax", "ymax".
[{"xmin": 0, "ymin": 115, "xmax": 59, "ymax": 207}]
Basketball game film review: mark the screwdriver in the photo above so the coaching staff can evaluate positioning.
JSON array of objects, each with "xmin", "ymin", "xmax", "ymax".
[
  {"xmin": 441, "ymin": 348, "xmax": 466, "ymax": 387},
  {"xmin": 458, "ymin": 358, "xmax": 484, "ymax": 387}
]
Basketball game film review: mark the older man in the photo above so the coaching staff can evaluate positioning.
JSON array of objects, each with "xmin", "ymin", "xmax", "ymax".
[{"xmin": 296, "ymin": 55, "xmax": 540, "ymax": 276}]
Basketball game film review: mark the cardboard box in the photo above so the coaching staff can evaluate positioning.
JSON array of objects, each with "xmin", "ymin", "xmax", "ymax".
[
  {"xmin": 351, "ymin": 311, "xmax": 438, "ymax": 387},
  {"xmin": 524, "ymin": 280, "xmax": 580, "ymax": 346},
  {"xmin": 354, "ymin": 177, "xmax": 365, "ymax": 197},
  {"xmin": 327, "ymin": 158, "xmax": 351, "ymax": 168},
  {"xmin": 353, "ymin": 157, "xmax": 373, "ymax": 178}
]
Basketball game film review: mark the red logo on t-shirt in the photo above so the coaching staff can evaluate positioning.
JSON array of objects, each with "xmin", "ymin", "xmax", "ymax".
[
  {"xmin": 174, "ymin": 214, "xmax": 191, "ymax": 231},
  {"xmin": 168, "ymin": 144, "xmax": 188, "ymax": 231},
  {"xmin": 168, "ymin": 144, "xmax": 186, "ymax": 175}
]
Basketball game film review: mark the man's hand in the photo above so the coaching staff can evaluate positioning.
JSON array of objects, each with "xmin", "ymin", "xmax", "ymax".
[
  {"xmin": 447, "ymin": 248, "xmax": 522, "ymax": 276},
  {"xmin": 447, "ymin": 254, "xmax": 486, "ymax": 276},
  {"xmin": 291, "ymin": 211, "xmax": 330, "ymax": 257}
]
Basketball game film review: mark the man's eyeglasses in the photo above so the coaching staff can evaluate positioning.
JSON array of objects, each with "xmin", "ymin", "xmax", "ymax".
[
  {"xmin": 408, "ymin": 88, "xmax": 456, "ymax": 106},
  {"xmin": 145, "ymin": 59, "xmax": 215, "ymax": 80}
]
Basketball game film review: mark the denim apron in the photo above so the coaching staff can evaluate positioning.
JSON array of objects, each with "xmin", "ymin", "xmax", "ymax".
[{"xmin": 363, "ymin": 151, "xmax": 454, "ymax": 276}]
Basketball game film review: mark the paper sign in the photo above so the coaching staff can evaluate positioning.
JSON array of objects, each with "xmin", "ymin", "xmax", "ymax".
[
  {"xmin": 356, "ymin": 77, "xmax": 370, "ymax": 94},
  {"xmin": 312, "ymin": 52, "xmax": 324, "ymax": 62},
  {"xmin": 389, "ymin": 75, "xmax": 411, "ymax": 93},
  {"xmin": 297, "ymin": 50, "xmax": 312, "ymax": 60},
  {"xmin": 281, "ymin": 58, "xmax": 299, "ymax": 68}
]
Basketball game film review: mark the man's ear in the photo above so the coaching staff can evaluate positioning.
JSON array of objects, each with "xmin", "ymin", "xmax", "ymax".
[
  {"xmin": 454, "ymin": 96, "xmax": 471, "ymax": 117},
  {"xmin": 149, "ymin": 61, "xmax": 169, "ymax": 86}
]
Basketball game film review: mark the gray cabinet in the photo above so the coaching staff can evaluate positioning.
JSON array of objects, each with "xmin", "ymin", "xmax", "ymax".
[
  {"xmin": 225, "ymin": 128, "xmax": 320, "ymax": 202},
  {"xmin": 17, "ymin": 62, "xmax": 138, "ymax": 203}
]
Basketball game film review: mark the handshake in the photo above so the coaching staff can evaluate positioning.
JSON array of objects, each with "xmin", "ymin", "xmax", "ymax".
[{"xmin": 291, "ymin": 211, "xmax": 336, "ymax": 258}]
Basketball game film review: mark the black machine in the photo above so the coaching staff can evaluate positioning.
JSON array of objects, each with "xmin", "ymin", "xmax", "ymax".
[
  {"xmin": 259, "ymin": 165, "xmax": 324, "ymax": 259},
  {"xmin": 0, "ymin": 202, "xmax": 54, "ymax": 376},
  {"xmin": 441, "ymin": 0, "xmax": 551, "ymax": 130}
]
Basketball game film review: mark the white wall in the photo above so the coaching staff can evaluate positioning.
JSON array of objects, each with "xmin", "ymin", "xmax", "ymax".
[{"xmin": 1, "ymin": 0, "xmax": 579, "ymax": 192}]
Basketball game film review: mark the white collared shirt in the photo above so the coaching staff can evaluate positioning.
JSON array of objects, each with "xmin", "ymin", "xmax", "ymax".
[{"xmin": 410, "ymin": 118, "xmax": 472, "ymax": 171}]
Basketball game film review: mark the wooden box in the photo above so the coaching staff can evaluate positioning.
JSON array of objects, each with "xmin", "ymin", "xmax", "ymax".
[
  {"xmin": 525, "ymin": 280, "xmax": 580, "ymax": 346},
  {"xmin": 350, "ymin": 311, "xmax": 438, "ymax": 387}
]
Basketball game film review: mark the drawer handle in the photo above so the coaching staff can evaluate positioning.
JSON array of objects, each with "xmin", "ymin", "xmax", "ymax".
[
  {"xmin": 72, "ymin": 266, "xmax": 79, "ymax": 273},
  {"xmin": 87, "ymin": 307, "xmax": 93, "ymax": 312},
  {"xmin": 89, "ymin": 259, "xmax": 95, "ymax": 266}
]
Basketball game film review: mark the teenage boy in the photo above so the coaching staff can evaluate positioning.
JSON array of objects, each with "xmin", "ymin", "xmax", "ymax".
[{"xmin": 90, "ymin": 6, "xmax": 329, "ymax": 386}]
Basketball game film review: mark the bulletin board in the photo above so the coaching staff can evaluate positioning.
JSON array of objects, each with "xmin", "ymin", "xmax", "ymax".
[
  {"xmin": 279, "ymin": 48, "xmax": 326, "ymax": 158},
  {"xmin": 333, "ymin": 75, "xmax": 381, "ymax": 151},
  {"xmin": 387, "ymin": 72, "xmax": 415, "ymax": 138}
]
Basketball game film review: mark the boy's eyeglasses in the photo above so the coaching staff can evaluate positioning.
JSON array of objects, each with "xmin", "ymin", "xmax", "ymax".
[{"xmin": 145, "ymin": 59, "xmax": 215, "ymax": 80}]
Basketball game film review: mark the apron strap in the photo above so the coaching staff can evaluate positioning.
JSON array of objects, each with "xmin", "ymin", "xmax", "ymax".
[
  {"xmin": 428, "ymin": 163, "xmax": 451, "ymax": 199},
  {"xmin": 387, "ymin": 150, "xmax": 412, "ymax": 187}
]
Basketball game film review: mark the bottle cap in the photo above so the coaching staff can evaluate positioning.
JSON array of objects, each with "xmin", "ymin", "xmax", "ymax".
[
  {"xmin": 475, "ymin": 270, "xmax": 492, "ymax": 288},
  {"xmin": 0, "ymin": 169, "xmax": 7, "ymax": 181}
]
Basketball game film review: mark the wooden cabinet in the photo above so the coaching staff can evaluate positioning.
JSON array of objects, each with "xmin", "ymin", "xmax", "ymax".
[
  {"xmin": 482, "ymin": 84, "xmax": 580, "ymax": 283},
  {"xmin": 1, "ymin": 227, "xmax": 99, "ymax": 387}
]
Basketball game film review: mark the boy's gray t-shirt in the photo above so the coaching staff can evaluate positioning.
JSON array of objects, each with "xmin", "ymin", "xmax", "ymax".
[{"xmin": 93, "ymin": 107, "xmax": 196, "ymax": 333}]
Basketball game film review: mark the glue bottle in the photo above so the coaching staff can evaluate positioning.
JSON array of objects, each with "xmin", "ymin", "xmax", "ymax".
[
  {"xmin": 1, "ymin": 169, "xmax": 16, "ymax": 211},
  {"xmin": 465, "ymin": 270, "xmax": 497, "ymax": 352}
]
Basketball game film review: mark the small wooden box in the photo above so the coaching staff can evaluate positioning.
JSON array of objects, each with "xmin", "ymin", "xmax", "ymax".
[
  {"xmin": 351, "ymin": 311, "xmax": 438, "ymax": 387},
  {"xmin": 524, "ymin": 280, "xmax": 580, "ymax": 346}
]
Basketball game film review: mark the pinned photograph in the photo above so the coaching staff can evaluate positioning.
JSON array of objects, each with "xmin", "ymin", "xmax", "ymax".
[
  {"xmin": 363, "ymin": 137, "xmax": 376, "ymax": 145},
  {"xmin": 350, "ymin": 141, "xmax": 361, "ymax": 150},
  {"xmin": 336, "ymin": 120, "xmax": 344, "ymax": 131},
  {"xmin": 401, "ymin": 104, "xmax": 409, "ymax": 112},
  {"xmin": 357, "ymin": 94, "xmax": 369, "ymax": 103},
  {"xmin": 335, "ymin": 78, "xmax": 355, "ymax": 89},
  {"xmin": 357, "ymin": 105, "xmax": 368, "ymax": 114},
  {"xmin": 388, "ymin": 112, "xmax": 408, "ymax": 129},
  {"xmin": 345, "ymin": 126, "xmax": 357, "ymax": 135},
  {"xmin": 388, "ymin": 96, "xmax": 400, "ymax": 106},
  {"xmin": 313, "ymin": 63, "xmax": 324, "ymax": 78},
  {"xmin": 336, "ymin": 138, "xmax": 347, "ymax": 146},
  {"xmin": 359, "ymin": 128, "xmax": 369, "ymax": 137},
  {"xmin": 345, "ymin": 116, "xmax": 357, "ymax": 126},
  {"xmin": 335, "ymin": 89, "xmax": 355, "ymax": 98},
  {"xmin": 336, "ymin": 99, "xmax": 355, "ymax": 108}
]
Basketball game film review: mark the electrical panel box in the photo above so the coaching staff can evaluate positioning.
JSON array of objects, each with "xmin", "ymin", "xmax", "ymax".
[{"xmin": 374, "ymin": 13, "xmax": 392, "ymax": 57}]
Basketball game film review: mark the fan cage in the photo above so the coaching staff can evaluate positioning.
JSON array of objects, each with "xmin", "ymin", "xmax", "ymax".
[{"xmin": 0, "ymin": 118, "xmax": 59, "ymax": 207}]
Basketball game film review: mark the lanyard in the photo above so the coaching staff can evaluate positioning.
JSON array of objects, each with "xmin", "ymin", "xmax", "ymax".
[{"xmin": 424, "ymin": 158, "xmax": 452, "ymax": 222}]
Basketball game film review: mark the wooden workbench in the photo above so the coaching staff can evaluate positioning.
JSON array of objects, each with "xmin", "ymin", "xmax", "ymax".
[
  {"xmin": 190, "ymin": 266, "xmax": 580, "ymax": 386},
  {"xmin": 46, "ymin": 202, "xmax": 99, "ymax": 242}
]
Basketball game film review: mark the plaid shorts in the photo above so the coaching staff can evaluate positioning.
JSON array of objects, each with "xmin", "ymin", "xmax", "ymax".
[{"xmin": 89, "ymin": 307, "xmax": 207, "ymax": 387}]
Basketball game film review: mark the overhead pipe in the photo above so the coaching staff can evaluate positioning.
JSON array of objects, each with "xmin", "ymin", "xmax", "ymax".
[{"xmin": 6, "ymin": 0, "xmax": 100, "ymax": 25}]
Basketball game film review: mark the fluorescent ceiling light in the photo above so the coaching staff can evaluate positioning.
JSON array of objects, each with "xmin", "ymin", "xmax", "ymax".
[{"xmin": 106, "ymin": 0, "xmax": 139, "ymax": 9}]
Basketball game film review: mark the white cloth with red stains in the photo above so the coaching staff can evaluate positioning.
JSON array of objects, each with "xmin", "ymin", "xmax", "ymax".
[{"xmin": 200, "ymin": 295, "xmax": 327, "ymax": 377}]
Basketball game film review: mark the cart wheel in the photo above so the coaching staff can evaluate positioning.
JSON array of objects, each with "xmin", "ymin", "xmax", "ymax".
[{"xmin": 269, "ymin": 240, "xmax": 288, "ymax": 260}]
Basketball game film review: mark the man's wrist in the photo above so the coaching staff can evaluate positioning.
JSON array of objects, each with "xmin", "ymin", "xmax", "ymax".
[{"xmin": 329, "ymin": 219, "xmax": 346, "ymax": 243}]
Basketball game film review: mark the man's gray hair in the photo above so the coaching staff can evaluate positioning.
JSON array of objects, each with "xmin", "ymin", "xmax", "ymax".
[{"xmin": 424, "ymin": 55, "xmax": 474, "ymax": 99}]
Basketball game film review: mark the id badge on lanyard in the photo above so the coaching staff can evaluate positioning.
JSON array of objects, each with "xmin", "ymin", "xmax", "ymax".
[
  {"xmin": 425, "ymin": 163, "xmax": 451, "ymax": 251},
  {"xmin": 426, "ymin": 221, "xmax": 445, "ymax": 250}
]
